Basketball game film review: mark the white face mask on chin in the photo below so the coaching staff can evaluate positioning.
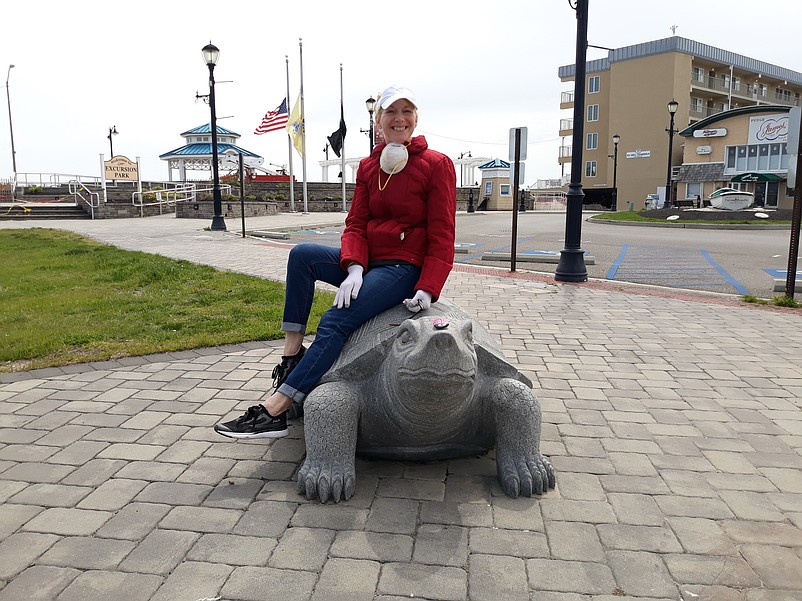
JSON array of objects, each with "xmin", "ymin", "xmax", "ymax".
[{"xmin": 380, "ymin": 143, "xmax": 408, "ymax": 175}]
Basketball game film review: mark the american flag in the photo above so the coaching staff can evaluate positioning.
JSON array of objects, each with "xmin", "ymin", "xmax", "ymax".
[{"xmin": 254, "ymin": 98, "xmax": 289, "ymax": 134}]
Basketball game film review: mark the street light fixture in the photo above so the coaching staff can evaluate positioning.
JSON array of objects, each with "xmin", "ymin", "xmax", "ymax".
[
  {"xmin": 365, "ymin": 96, "xmax": 376, "ymax": 153},
  {"xmin": 202, "ymin": 42, "xmax": 226, "ymax": 231},
  {"xmin": 665, "ymin": 99, "xmax": 679, "ymax": 209},
  {"xmin": 610, "ymin": 133, "xmax": 620, "ymax": 211},
  {"xmin": 107, "ymin": 125, "xmax": 118, "ymax": 158},
  {"xmin": 5, "ymin": 64, "xmax": 17, "ymax": 174}
]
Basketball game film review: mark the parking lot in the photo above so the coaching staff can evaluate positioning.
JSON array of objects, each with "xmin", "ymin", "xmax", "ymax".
[{"xmin": 283, "ymin": 211, "xmax": 796, "ymax": 300}]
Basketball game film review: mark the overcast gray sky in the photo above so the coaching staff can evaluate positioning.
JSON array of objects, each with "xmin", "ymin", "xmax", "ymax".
[{"xmin": 2, "ymin": 0, "xmax": 800, "ymax": 187}]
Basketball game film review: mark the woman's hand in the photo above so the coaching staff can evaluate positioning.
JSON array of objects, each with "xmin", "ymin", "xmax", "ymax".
[
  {"xmin": 403, "ymin": 290, "xmax": 432, "ymax": 313},
  {"xmin": 334, "ymin": 264, "xmax": 364, "ymax": 309}
]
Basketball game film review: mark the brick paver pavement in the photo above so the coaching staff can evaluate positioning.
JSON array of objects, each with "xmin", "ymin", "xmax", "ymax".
[{"xmin": 1, "ymin": 213, "xmax": 801, "ymax": 600}]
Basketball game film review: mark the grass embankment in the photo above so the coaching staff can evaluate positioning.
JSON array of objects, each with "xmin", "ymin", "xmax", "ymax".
[
  {"xmin": 591, "ymin": 210, "xmax": 792, "ymax": 225},
  {"xmin": 0, "ymin": 229, "xmax": 332, "ymax": 372}
]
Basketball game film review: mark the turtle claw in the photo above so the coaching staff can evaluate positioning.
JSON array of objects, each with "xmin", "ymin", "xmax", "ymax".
[
  {"xmin": 297, "ymin": 458, "xmax": 356, "ymax": 503},
  {"xmin": 498, "ymin": 453, "xmax": 555, "ymax": 498}
]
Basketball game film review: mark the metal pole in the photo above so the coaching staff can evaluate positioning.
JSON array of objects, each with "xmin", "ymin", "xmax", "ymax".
[
  {"xmin": 239, "ymin": 152, "xmax": 246, "ymax": 238},
  {"xmin": 207, "ymin": 54, "xmax": 225, "ymax": 231},
  {"xmin": 285, "ymin": 55, "xmax": 295, "ymax": 213},
  {"xmin": 6, "ymin": 64, "xmax": 17, "ymax": 175},
  {"xmin": 555, "ymin": 0, "xmax": 589, "ymax": 283},
  {"xmin": 510, "ymin": 127, "xmax": 522, "ymax": 272},
  {"xmin": 665, "ymin": 112, "xmax": 676, "ymax": 209},
  {"xmin": 368, "ymin": 110, "xmax": 375, "ymax": 153},
  {"xmin": 108, "ymin": 126, "xmax": 116, "ymax": 158},
  {"xmin": 612, "ymin": 138, "xmax": 619, "ymax": 211}
]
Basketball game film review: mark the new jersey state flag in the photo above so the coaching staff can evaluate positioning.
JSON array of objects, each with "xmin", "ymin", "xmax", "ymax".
[{"xmin": 286, "ymin": 96, "xmax": 304, "ymax": 157}]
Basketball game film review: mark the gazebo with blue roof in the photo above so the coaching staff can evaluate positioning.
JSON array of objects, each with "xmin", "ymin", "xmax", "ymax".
[{"xmin": 159, "ymin": 124, "xmax": 263, "ymax": 181}]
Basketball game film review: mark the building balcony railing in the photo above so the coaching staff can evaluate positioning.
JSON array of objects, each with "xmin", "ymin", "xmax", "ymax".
[
  {"xmin": 558, "ymin": 118, "xmax": 573, "ymax": 136},
  {"xmin": 560, "ymin": 90, "xmax": 574, "ymax": 110}
]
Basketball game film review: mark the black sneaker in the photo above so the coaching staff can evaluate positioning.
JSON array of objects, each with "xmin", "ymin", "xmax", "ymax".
[
  {"xmin": 214, "ymin": 405, "xmax": 288, "ymax": 439},
  {"xmin": 272, "ymin": 346, "xmax": 306, "ymax": 390}
]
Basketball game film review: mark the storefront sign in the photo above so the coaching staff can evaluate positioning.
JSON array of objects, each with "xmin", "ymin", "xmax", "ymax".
[
  {"xmin": 696, "ymin": 145, "xmax": 712, "ymax": 155},
  {"xmin": 104, "ymin": 156, "xmax": 139, "ymax": 181},
  {"xmin": 625, "ymin": 149, "xmax": 651, "ymax": 159},
  {"xmin": 693, "ymin": 128, "xmax": 727, "ymax": 138},
  {"xmin": 748, "ymin": 114, "xmax": 789, "ymax": 144}
]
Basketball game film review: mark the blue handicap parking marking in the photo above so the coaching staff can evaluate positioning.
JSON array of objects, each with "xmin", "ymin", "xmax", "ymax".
[
  {"xmin": 608, "ymin": 244, "xmax": 748, "ymax": 294},
  {"xmin": 764, "ymin": 268, "xmax": 802, "ymax": 278}
]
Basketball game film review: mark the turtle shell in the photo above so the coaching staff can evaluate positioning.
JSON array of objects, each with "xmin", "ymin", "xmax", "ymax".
[{"xmin": 318, "ymin": 298, "xmax": 531, "ymax": 387}]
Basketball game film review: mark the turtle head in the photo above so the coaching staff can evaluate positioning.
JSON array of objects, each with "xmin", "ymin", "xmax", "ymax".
[{"xmin": 390, "ymin": 315, "xmax": 478, "ymax": 405}]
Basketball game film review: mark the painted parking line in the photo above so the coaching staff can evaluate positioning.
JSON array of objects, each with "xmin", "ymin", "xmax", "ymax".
[
  {"xmin": 608, "ymin": 244, "xmax": 748, "ymax": 294},
  {"xmin": 763, "ymin": 269, "xmax": 802, "ymax": 278}
]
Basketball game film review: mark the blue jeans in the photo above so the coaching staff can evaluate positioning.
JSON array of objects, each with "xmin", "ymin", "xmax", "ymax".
[{"xmin": 278, "ymin": 243, "xmax": 421, "ymax": 404}]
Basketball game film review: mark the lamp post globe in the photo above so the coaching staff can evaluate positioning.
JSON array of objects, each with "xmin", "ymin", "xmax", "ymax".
[
  {"xmin": 107, "ymin": 125, "xmax": 118, "ymax": 158},
  {"xmin": 365, "ymin": 96, "xmax": 376, "ymax": 152},
  {"xmin": 665, "ymin": 99, "xmax": 679, "ymax": 209},
  {"xmin": 611, "ymin": 133, "xmax": 620, "ymax": 211},
  {"xmin": 203, "ymin": 42, "xmax": 226, "ymax": 231}
]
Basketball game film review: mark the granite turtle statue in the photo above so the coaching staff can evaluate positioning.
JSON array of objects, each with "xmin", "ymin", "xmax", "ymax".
[{"xmin": 297, "ymin": 298, "xmax": 555, "ymax": 503}]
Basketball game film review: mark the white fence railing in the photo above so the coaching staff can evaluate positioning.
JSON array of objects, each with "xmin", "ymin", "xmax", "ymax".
[{"xmin": 68, "ymin": 180, "xmax": 101, "ymax": 219}]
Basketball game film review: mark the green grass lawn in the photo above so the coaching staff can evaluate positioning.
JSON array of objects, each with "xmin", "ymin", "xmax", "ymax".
[
  {"xmin": 590, "ymin": 210, "xmax": 792, "ymax": 225},
  {"xmin": 0, "ymin": 229, "xmax": 332, "ymax": 372}
]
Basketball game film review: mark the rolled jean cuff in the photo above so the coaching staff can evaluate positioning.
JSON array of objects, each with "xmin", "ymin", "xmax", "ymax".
[
  {"xmin": 277, "ymin": 383, "xmax": 307, "ymax": 404},
  {"xmin": 281, "ymin": 322, "xmax": 306, "ymax": 335}
]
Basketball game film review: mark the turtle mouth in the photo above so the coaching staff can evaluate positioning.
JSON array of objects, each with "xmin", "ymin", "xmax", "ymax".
[{"xmin": 397, "ymin": 367, "xmax": 475, "ymax": 382}]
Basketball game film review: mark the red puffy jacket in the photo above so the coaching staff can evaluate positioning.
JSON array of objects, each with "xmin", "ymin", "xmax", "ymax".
[{"xmin": 340, "ymin": 136, "xmax": 456, "ymax": 301}]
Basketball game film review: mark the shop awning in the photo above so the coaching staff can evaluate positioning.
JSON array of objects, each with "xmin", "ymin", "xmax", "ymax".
[{"xmin": 730, "ymin": 172, "xmax": 785, "ymax": 182}]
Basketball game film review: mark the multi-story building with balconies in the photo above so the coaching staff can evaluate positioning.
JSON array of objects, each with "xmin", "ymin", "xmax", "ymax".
[{"xmin": 558, "ymin": 36, "xmax": 801, "ymax": 209}]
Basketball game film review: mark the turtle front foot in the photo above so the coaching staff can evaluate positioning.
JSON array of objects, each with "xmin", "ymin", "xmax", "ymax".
[
  {"xmin": 297, "ymin": 458, "xmax": 356, "ymax": 503},
  {"xmin": 497, "ymin": 452, "xmax": 555, "ymax": 498}
]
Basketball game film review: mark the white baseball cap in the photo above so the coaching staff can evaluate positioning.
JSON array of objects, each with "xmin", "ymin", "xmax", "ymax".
[{"xmin": 377, "ymin": 85, "xmax": 417, "ymax": 109}]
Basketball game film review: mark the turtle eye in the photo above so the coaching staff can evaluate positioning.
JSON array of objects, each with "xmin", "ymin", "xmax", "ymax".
[{"xmin": 397, "ymin": 324, "xmax": 415, "ymax": 345}]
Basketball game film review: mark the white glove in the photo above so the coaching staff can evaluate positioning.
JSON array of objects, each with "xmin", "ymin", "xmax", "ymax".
[
  {"xmin": 334, "ymin": 264, "xmax": 364, "ymax": 309},
  {"xmin": 403, "ymin": 290, "xmax": 432, "ymax": 313}
]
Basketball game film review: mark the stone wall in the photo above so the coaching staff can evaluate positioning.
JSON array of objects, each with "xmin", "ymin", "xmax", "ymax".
[{"xmin": 19, "ymin": 181, "xmax": 484, "ymax": 219}]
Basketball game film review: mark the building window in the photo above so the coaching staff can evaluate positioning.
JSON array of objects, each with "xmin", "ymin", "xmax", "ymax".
[
  {"xmin": 692, "ymin": 67, "xmax": 705, "ymax": 83},
  {"xmin": 484, "ymin": 181, "xmax": 492, "ymax": 197},
  {"xmin": 686, "ymin": 182, "xmax": 702, "ymax": 199},
  {"xmin": 585, "ymin": 160, "xmax": 597, "ymax": 177},
  {"xmin": 588, "ymin": 75, "xmax": 600, "ymax": 94},
  {"xmin": 757, "ymin": 83, "xmax": 768, "ymax": 97},
  {"xmin": 725, "ymin": 143, "xmax": 788, "ymax": 173},
  {"xmin": 586, "ymin": 132, "xmax": 598, "ymax": 150},
  {"xmin": 587, "ymin": 104, "xmax": 599, "ymax": 122},
  {"xmin": 500, "ymin": 184, "xmax": 511, "ymax": 196}
]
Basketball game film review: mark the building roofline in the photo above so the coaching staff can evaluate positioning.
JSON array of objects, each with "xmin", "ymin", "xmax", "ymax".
[
  {"xmin": 677, "ymin": 104, "xmax": 790, "ymax": 136},
  {"xmin": 559, "ymin": 36, "xmax": 802, "ymax": 85}
]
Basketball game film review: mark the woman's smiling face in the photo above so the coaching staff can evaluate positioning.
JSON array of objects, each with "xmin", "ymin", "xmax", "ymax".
[{"xmin": 378, "ymin": 99, "xmax": 418, "ymax": 145}]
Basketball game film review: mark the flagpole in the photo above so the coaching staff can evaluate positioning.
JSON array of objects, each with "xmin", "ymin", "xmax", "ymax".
[
  {"xmin": 285, "ymin": 55, "xmax": 295, "ymax": 212},
  {"xmin": 299, "ymin": 38, "xmax": 309, "ymax": 214},
  {"xmin": 339, "ymin": 63, "xmax": 347, "ymax": 213}
]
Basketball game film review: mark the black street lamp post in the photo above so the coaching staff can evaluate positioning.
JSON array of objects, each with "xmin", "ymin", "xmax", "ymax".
[
  {"xmin": 107, "ymin": 125, "xmax": 118, "ymax": 158},
  {"xmin": 365, "ymin": 96, "xmax": 376, "ymax": 153},
  {"xmin": 665, "ymin": 99, "xmax": 679, "ymax": 209},
  {"xmin": 467, "ymin": 187, "xmax": 474, "ymax": 213},
  {"xmin": 202, "ymin": 42, "xmax": 226, "ymax": 231},
  {"xmin": 610, "ymin": 133, "xmax": 620, "ymax": 211},
  {"xmin": 555, "ymin": 0, "xmax": 589, "ymax": 282},
  {"xmin": 6, "ymin": 64, "xmax": 17, "ymax": 174}
]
